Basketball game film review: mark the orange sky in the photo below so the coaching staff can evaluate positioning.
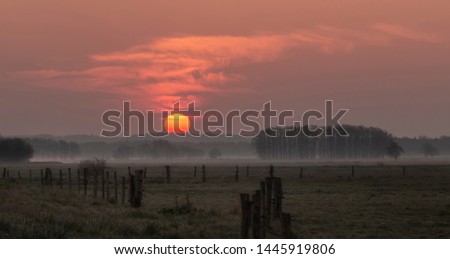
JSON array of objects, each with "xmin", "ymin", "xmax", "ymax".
[{"xmin": 0, "ymin": 0, "xmax": 449, "ymax": 137}]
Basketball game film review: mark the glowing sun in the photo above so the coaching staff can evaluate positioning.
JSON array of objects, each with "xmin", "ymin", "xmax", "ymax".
[{"xmin": 164, "ymin": 113, "xmax": 190, "ymax": 134}]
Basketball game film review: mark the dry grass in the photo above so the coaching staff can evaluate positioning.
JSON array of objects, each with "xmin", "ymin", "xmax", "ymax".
[{"xmin": 1, "ymin": 163, "xmax": 450, "ymax": 238}]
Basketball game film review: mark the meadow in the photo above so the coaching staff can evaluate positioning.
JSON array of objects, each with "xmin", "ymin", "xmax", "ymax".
[{"xmin": 1, "ymin": 161, "xmax": 450, "ymax": 238}]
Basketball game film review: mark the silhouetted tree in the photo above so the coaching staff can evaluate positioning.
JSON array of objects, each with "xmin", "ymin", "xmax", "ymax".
[
  {"xmin": 422, "ymin": 142, "xmax": 439, "ymax": 158},
  {"xmin": 386, "ymin": 141, "xmax": 404, "ymax": 161},
  {"xmin": 0, "ymin": 138, "xmax": 34, "ymax": 162}
]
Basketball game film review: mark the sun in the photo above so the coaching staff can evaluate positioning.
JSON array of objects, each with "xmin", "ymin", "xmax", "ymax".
[{"xmin": 164, "ymin": 113, "xmax": 190, "ymax": 134}]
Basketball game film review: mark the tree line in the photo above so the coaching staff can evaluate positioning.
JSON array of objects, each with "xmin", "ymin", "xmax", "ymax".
[
  {"xmin": 251, "ymin": 125, "xmax": 398, "ymax": 160},
  {"xmin": 25, "ymin": 138, "xmax": 81, "ymax": 160},
  {"xmin": 0, "ymin": 137, "xmax": 34, "ymax": 162}
]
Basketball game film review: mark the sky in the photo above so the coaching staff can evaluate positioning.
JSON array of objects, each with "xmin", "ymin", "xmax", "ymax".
[{"xmin": 0, "ymin": 0, "xmax": 449, "ymax": 137}]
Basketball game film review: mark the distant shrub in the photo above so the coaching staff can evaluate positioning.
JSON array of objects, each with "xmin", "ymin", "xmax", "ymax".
[
  {"xmin": 0, "ymin": 138, "xmax": 34, "ymax": 162},
  {"xmin": 78, "ymin": 158, "xmax": 107, "ymax": 174}
]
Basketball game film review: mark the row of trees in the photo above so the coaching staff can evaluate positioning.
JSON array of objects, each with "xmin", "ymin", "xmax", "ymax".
[
  {"xmin": 0, "ymin": 138, "xmax": 34, "ymax": 162},
  {"xmin": 26, "ymin": 138, "xmax": 81, "ymax": 160},
  {"xmin": 251, "ymin": 125, "xmax": 401, "ymax": 160}
]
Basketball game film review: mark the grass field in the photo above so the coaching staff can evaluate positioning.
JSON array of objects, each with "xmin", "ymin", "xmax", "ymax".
[{"xmin": 1, "ymin": 162, "xmax": 450, "ymax": 238}]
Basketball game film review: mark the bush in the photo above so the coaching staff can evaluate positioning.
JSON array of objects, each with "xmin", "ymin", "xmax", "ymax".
[
  {"xmin": 78, "ymin": 158, "xmax": 107, "ymax": 174},
  {"xmin": 0, "ymin": 138, "xmax": 34, "ymax": 162}
]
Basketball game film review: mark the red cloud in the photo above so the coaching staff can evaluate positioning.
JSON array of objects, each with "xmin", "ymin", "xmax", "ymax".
[{"xmin": 12, "ymin": 24, "xmax": 443, "ymax": 110}]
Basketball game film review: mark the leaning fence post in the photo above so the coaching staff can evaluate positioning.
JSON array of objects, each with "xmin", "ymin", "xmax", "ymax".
[
  {"xmin": 166, "ymin": 165, "xmax": 171, "ymax": 184},
  {"xmin": 202, "ymin": 165, "xmax": 206, "ymax": 183},
  {"xmin": 240, "ymin": 193, "xmax": 251, "ymax": 239},
  {"xmin": 235, "ymin": 165, "xmax": 239, "ymax": 182}
]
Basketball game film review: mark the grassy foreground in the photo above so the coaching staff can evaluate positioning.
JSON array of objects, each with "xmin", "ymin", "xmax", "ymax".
[{"xmin": 1, "ymin": 164, "xmax": 450, "ymax": 238}]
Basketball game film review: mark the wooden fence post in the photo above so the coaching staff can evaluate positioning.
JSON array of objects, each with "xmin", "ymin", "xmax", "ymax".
[
  {"xmin": 260, "ymin": 181, "xmax": 266, "ymax": 238},
  {"xmin": 106, "ymin": 171, "xmax": 110, "ymax": 200},
  {"xmin": 94, "ymin": 170, "xmax": 98, "ymax": 198},
  {"xmin": 2, "ymin": 168, "xmax": 5, "ymax": 179},
  {"xmin": 252, "ymin": 190, "xmax": 261, "ymax": 239},
  {"xmin": 77, "ymin": 169, "xmax": 81, "ymax": 194},
  {"xmin": 45, "ymin": 168, "xmax": 52, "ymax": 186},
  {"xmin": 273, "ymin": 177, "xmax": 283, "ymax": 219},
  {"xmin": 128, "ymin": 173, "xmax": 136, "ymax": 206},
  {"xmin": 281, "ymin": 213, "xmax": 293, "ymax": 238},
  {"xmin": 352, "ymin": 166, "xmax": 355, "ymax": 177},
  {"xmin": 68, "ymin": 168, "xmax": 72, "ymax": 192},
  {"xmin": 83, "ymin": 168, "xmax": 88, "ymax": 196},
  {"xmin": 246, "ymin": 166, "xmax": 249, "ymax": 178},
  {"xmin": 101, "ymin": 170, "xmax": 105, "ymax": 199},
  {"xmin": 269, "ymin": 165, "xmax": 274, "ymax": 178},
  {"xmin": 202, "ymin": 165, "xmax": 206, "ymax": 183},
  {"xmin": 403, "ymin": 166, "xmax": 406, "ymax": 177},
  {"xmin": 133, "ymin": 170, "xmax": 144, "ymax": 208},
  {"xmin": 59, "ymin": 169, "xmax": 63, "ymax": 189},
  {"xmin": 114, "ymin": 171, "xmax": 118, "ymax": 204},
  {"xmin": 121, "ymin": 176, "xmax": 126, "ymax": 204},
  {"xmin": 235, "ymin": 165, "xmax": 239, "ymax": 182},
  {"xmin": 240, "ymin": 193, "xmax": 251, "ymax": 239},
  {"xmin": 166, "ymin": 165, "xmax": 171, "ymax": 184},
  {"xmin": 265, "ymin": 177, "xmax": 273, "ymax": 228},
  {"xmin": 194, "ymin": 166, "xmax": 197, "ymax": 178},
  {"xmin": 299, "ymin": 167, "xmax": 303, "ymax": 178}
]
